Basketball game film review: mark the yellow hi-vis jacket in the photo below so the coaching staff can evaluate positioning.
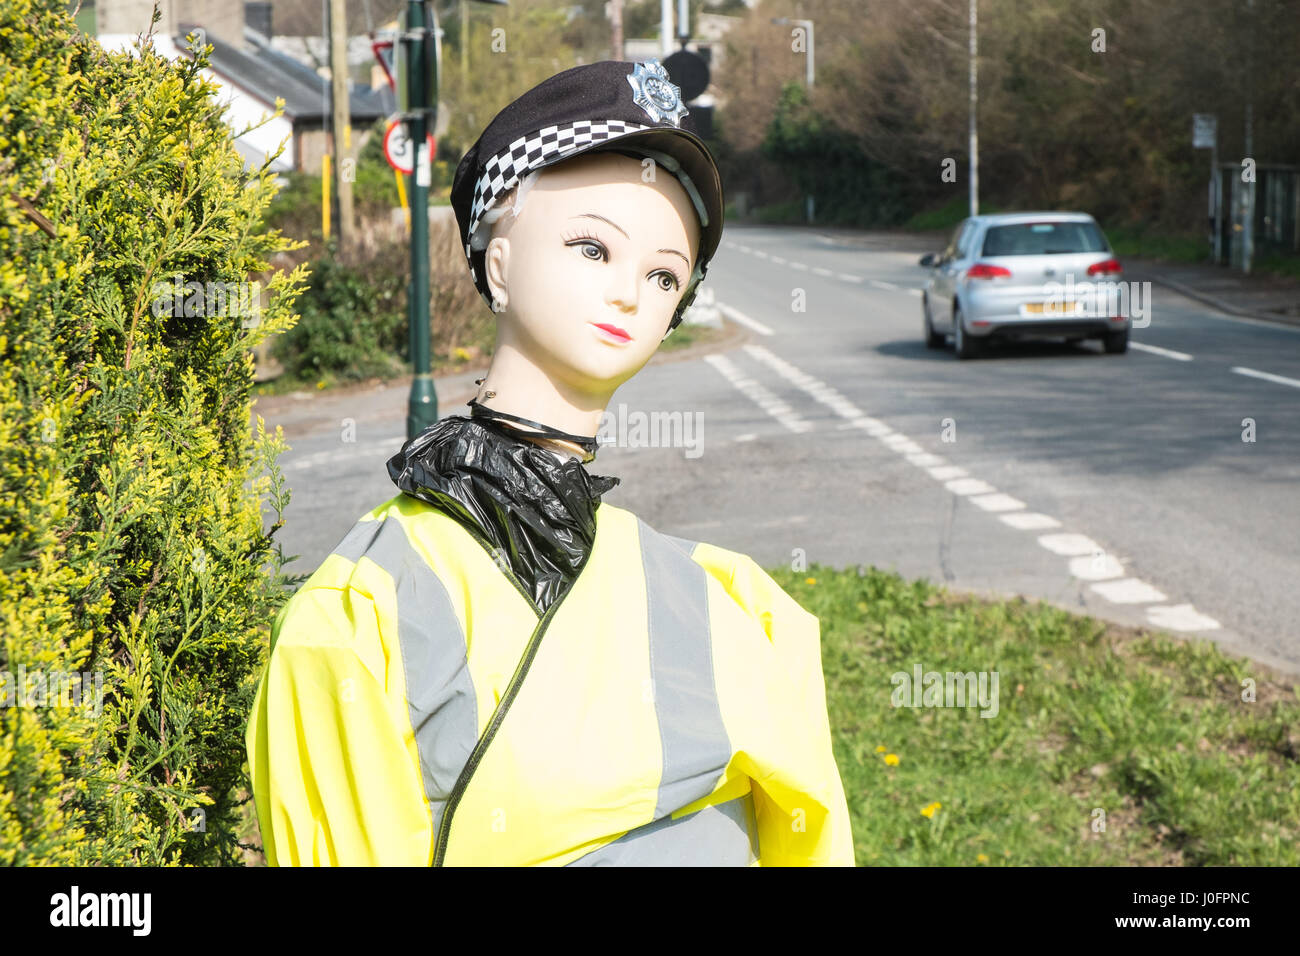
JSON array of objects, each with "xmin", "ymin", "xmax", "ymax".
[{"xmin": 245, "ymin": 493, "xmax": 855, "ymax": 866}]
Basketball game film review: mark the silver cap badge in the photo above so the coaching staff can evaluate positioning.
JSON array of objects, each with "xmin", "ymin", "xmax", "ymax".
[{"xmin": 627, "ymin": 59, "xmax": 689, "ymax": 128}]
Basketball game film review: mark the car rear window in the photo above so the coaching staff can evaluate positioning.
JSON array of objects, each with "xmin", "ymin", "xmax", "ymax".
[{"xmin": 981, "ymin": 221, "xmax": 1109, "ymax": 256}]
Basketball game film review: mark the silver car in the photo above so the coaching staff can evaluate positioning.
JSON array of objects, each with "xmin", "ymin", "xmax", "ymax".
[{"xmin": 919, "ymin": 212, "xmax": 1130, "ymax": 359}]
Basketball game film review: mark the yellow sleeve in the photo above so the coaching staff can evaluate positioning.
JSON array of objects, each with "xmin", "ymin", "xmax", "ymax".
[
  {"xmin": 245, "ymin": 588, "xmax": 433, "ymax": 866},
  {"xmin": 693, "ymin": 545, "xmax": 856, "ymax": 867}
]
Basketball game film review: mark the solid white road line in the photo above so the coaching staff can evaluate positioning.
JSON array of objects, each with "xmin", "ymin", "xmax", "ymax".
[
  {"xmin": 716, "ymin": 302, "xmax": 775, "ymax": 336},
  {"xmin": 1130, "ymin": 341, "xmax": 1193, "ymax": 361},
  {"xmin": 1231, "ymin": 365, "xmax": 1300, "ymax": 389}
]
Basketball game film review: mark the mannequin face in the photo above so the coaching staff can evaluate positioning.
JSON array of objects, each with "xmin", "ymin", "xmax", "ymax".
[{"xmin": 483, "ymin": 151, "xmax": 700, "ymax": 395}]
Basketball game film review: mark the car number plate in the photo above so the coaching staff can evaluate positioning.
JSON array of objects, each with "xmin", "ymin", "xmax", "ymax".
[{"xmin": 1024, "ymin": 301, "xmax": 1081, "ymax": 315}]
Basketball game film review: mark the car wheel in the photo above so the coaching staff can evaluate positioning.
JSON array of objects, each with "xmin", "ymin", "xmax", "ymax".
[
  {"xmin": 954, "ymin": 307, "xmax": 982, "ymax": 360},
  {"xmin": 923, "ymin": 296, "xmax": 945, "ymax": 349},
  {"xmin": 1103, "ymin": 329, "xmax": 1129, "ymax": 354}
]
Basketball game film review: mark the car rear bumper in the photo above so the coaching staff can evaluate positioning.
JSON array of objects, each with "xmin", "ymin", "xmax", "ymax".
[{"xmin": 961, "ymin": 311, "xmax": 1131, "ymax": 339}]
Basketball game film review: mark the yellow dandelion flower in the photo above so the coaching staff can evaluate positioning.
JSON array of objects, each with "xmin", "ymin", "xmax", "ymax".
[
  {"xmin": 883, "ymin": 753, "xmax": 899, "ymax": 766},
  {"xmin": 976, "ymin": 853, "xmax": 989, "ymax": 863},
  {"xmin": 316, "ymin": 380, "xmax": 326, "ymax": 389},
  {"xmin": 920, "ymin": 801, "xmax": 941, "ymax": 818},
  {"xmin": 875, "ymin": 745, "xmax": 887, "ymax": 753},
  {"xmin": 805, "ymin": 577, "xmax": 816, "ymax": 585}
]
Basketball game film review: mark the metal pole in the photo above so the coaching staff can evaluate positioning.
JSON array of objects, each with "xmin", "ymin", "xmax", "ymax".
[
  {"xmin": 1212, "ymin": 136, "xmax": 1221, "ymax": 263},
  {"xmin": 1242, "ymin": 0, "xmax": 1254, "ymax": 274},
  {"xmin": 330, "ymin": 0, "xmax": 354, "ymax": 249},
  {"xmin": 969, "ymin": 0, "xmax": 978, "ymax": 217},
  {"xmin": 660, "ymin": 0, "xmax": 671, "ymax": 56},
  {"xmin": 406, "ymin": 0, "xmax": 437, "ymax": 439},
  {"xmin": 806, "ymin": 19, "xmax": 814, "ymax": 87}
]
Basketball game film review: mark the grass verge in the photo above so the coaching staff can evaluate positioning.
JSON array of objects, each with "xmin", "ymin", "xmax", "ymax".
[{"xmin": 770, "ymin": 563, "xmax": 1300, "ymax": 866}]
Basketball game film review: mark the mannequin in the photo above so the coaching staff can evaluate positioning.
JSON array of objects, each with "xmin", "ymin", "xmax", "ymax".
[
  {"xmin": 246, "ymin": 59, "xmax": 854, "ymax": 867},
  {"xmin": 469, "ymin": 151, "xmax": 696, "ymax": 459}
]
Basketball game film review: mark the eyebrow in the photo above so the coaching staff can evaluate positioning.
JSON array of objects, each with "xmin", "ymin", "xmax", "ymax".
[{"xmin": 572, "ymin": 213, "xmax": 690, "ymax": 269}]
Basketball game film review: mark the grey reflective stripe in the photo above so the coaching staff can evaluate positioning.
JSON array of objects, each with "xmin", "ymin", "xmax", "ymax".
[
  {"xmin": 331, "ymin": 517, "xmax": 479, "ymax": 847},
  {"xmin": 636, "ymin": 517, "xmax": 732, "ymax": 820},
  {"xmin": 662, "ymin": 533, "xmax": 700, "ymax": 558},
  {"xmin": 566, "ymin": 792, "xmax": 759, "ymax": 866}
]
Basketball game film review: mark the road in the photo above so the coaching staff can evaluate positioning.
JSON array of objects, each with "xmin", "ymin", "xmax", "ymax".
[{"xmin": 258, "ymin": 224, "xmax": 1300, "ymax": 676}]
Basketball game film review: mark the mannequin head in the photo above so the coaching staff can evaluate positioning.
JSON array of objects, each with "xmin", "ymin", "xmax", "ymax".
[{"xmin": 470, "ymin": 151, "xmax": 702, "ymax": 455}]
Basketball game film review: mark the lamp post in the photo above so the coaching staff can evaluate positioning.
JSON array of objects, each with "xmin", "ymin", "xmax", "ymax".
[
  {"xmin": 770, "ymin": 16, "xmax": 814, "ymax": 87},
  {"xmin": 771, "ymin": 16, "xmax": 815, "ymax": 223},
  {"xmin": 400, "ymin": 0, "xmax": 506, "ymax": 442},
  {"xmin": 968, "ymin": 0, "xmax": 978, "ymax": 218}
]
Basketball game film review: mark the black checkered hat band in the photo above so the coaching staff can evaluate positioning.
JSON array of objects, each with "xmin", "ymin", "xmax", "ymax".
[{"xmin": 464, "ymin": 119, "xmax": 653, "ymax": 267}]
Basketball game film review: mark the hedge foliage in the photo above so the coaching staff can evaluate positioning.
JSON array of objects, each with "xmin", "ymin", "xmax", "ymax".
[{"xmin": 0, "ymin": 0, "xmax": 308, "ymax": 863}]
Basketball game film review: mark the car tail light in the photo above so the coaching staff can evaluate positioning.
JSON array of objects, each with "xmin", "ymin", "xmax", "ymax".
[
  {"xmin": 1087, "ymin": 258, "xmax": 1123, "ymax": 276},
  {"xmin": 965, "ymin": 263, "xmax": 1012, "ymax": 280}
]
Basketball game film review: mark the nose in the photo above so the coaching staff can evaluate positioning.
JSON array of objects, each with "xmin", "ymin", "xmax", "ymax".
[{"xmin": 605, "ymin": 264, "xmax": 639, "ymax": 314}]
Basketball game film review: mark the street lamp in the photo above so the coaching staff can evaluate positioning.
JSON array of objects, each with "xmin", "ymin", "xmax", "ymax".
[
  {"xmin": 400, "ymin": 0, "xmax": 506, "ymax": 442},
  {"xmin": 770, "ymin": 17, "xmax": 814, "ymax": 87},
  {"xmin": 771, "ymin": 16, "xmax": 815, "ymax": 223}
]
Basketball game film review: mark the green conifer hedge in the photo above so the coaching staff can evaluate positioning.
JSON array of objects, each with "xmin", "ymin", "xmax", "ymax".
[{"xmin": 0, "ymin": 0, "xmax": 308, "ymax": 864}]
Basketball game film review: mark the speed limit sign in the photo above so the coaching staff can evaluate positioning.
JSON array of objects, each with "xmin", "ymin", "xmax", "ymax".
[{"xmin": 383, "ymin": 116, "xmax": 434, "ymax": 176}]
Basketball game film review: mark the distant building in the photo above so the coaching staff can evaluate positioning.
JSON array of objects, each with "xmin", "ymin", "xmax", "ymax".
[{"xmin": 84, "ymin": 0, "xmax": 391, "ymax": 173}]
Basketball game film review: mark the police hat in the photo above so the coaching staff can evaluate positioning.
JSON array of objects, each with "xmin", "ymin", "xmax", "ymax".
[{"xmin": 451, "ymin": 58, "xmax": 724, "ymax": 331}]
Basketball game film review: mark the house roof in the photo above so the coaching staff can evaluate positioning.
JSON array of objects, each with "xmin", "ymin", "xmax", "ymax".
[{"xmin": 175, "ymin": 23, "xmax": 391, "ymax": 122}]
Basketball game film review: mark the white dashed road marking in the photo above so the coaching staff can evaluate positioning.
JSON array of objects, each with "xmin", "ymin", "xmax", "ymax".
[
  {"xmin": 928, "ymin": 465, "xmax": 968, "ymax": 480},
  {"xmin": 1147, "ymin": 604, "xmax": 1222, "ymax": 632},
  {"xmin": 967, "ymin": 493, "xmax": 1025, "ymax": 512},
  {"xmin": 1037, "ymin": 533, "xmax": 1102, "ymax": 556},
  {"xmin": 946, "ymin": 477, "xmax": 997, "ymax": 496},
  {"xmin": 700, "ymin": 304, "xmax": 1226, "ymax": 632},
  {"xmin": 1231, "ymin": 366, "xmax": 1300, "ymax": 390},
  {"xmin": 999, "ymin": 512, "xmax": 1062, "ymax": 530},
  {"xmin": 703, "ymin": 354, "xmax": 813, "ymax": 434},
  {"xmin": 1091, "ymin": 578, "xmax": 1168, "ymax": 604},
  {"xmin": 1068, "ymin": 553, "xmax": 1125, "ymax": 581},
  {"xmin": 716, "ymin": 301, "xmax": 774, "ymax": 336},
  {"xmin": 1130, "ymin": 342, "xmax": 1193, "ymax": 361}
]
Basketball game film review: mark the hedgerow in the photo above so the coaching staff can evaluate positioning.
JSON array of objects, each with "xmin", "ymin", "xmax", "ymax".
[{"xmin": 0, "ymin": 0, "xmax": 307, "ymax": 864}]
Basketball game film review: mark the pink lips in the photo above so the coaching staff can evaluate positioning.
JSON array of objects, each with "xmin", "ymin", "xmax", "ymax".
[{"xmin": 591, "ymin": 323, "xmax": 632, "ymax": 343}]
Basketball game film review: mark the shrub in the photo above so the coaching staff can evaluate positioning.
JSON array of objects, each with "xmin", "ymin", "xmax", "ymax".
[{"xmin": 0, "ymin": 0, "xmax": 307, "ymax": 864}]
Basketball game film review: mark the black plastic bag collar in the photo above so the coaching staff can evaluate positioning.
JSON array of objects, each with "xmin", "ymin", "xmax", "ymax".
[{"xmin": 386, "ymin": 415, "xmax": 620, "ymax": 615}]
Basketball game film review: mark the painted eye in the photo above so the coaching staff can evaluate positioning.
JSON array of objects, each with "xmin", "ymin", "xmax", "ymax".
[
  {"xmin": 574, "ymin": 241, "xmax": 605, "ymax": 261},
  {"xmin": 654, "ymin": 271, "xmax": 679, "ymax": 292}
]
